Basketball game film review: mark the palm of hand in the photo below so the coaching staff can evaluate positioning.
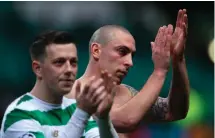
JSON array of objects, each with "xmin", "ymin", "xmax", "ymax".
[{"xmin": 95, "ymin": 70, "xmax": 116, "ymax": 118}]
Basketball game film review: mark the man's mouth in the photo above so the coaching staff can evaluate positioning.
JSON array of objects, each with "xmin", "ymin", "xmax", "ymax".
[{"xmin": 117, "ymin": 70, "xmax": 128, "ymax": 77}]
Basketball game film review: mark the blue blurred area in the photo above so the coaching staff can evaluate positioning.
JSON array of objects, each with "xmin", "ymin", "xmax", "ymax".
[{"xmin": 0, "ymin": 1, "xmax": 214, "ymax": 138}]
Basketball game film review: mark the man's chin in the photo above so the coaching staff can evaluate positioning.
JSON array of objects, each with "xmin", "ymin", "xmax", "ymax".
[
  {"xmin": 59, "ymin": 87, "xmax": 73, "ymax": 95},
  {"xmin": 116, "ymin": 81, "xmax": 121, "ymax": 85},
  {"xmin": 113, "ymin": 77, "xmax": 123, "ymax": 85}
]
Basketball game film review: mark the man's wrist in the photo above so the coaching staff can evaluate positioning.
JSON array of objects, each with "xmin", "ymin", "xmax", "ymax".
[
  {"xmin": 77, "ymin": 104, "xmax": 93, "ymax": 116},
  {"xmin": 172, "ymin": 56, "xmax": 186, "ymax": 67},
  {"xmin": 68, "ymin": 107, "xmax": 91, "ymax": 129},
  {"xmin": 97, "ymin": 113, "xmax": 109, "ymax": 119},
  {"xmin": 153, "ymin": 69, "xmax": 168, "ymax": 78},
  {"xmin": 73, "ymin": 107, "xmax": 91, "ymax": 121},
  {"xmin": 97, "ymin": 115, "xmax": 111, "ymax": 125}
]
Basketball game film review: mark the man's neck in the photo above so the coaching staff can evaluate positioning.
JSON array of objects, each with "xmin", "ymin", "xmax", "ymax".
[
  {"xmin": 65, "ymin": 60, "xmax": 102, "ymax": 99},
  {"xmin": 81, "ymin": 60, "xmax": 102, "ymax": 81},
  {"xmin": 30, "ymin": 80, "xmax": 63, "ymax": 104}
]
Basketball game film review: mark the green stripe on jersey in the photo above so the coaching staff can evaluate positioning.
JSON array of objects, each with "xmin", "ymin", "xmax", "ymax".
[
  {"xmin": 16, "ymin": 95, "xmax": 33, "ymax": 106},
  {"xmin": 4, "ymin": 103, "xmax": 77, "ymax": 132},
  {"xmin": 85, "ymin": 120, "xmax": 97, "ymax": 132}
]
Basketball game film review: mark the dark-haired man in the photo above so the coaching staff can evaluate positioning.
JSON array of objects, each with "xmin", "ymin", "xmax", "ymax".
[{"xmin": 1, "ymin": 30, "xmax": 118, "ymax": 138}]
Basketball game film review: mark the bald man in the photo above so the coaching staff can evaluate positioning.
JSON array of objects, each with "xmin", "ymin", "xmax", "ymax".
[{"xmin": 67, "ymin": 9, "xmax": 189, "ymax": 138}]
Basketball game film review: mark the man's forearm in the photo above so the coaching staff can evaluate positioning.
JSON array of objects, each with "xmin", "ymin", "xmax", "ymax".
[
  {"xmin": 64, "ymin": 108, "xmax": 90, "ymax": 138},
  {"xmin": 168, "ymin": 58, "xmax": 190, "ymax": 119},
  {"xmin": 112, "ymin": 70, "xmax": 167, "ymax": 130},
  {"xmin": 97, "ymin": 116, "xmax": 119, "ymax": 138}
]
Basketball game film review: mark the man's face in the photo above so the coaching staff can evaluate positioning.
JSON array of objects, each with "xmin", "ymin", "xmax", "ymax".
[
  {"xmin": 40, "ymin": 43, "xmax": 78, "ymax": 96},
  {"xmin": 99, "ymin": 31, "xmax": 136, "ymax": 84}
]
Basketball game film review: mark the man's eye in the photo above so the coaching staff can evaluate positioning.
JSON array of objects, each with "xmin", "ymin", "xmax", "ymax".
[
  {"xmin": 118, "ymin": 48, "xmax": 128, "ymax": 56},
  {"xmin": 54, "ymin": 59, "xmax": 65, "ymax": 65},
  {"xmin": 70, "ymin": 59, "xmax": 78, "ymax": 66}
]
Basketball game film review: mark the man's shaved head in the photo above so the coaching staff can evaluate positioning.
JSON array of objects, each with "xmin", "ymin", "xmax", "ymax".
[
  {"xmin": 89, "ymin": 25, "xmax": 132, "ymax": 47},
  {"xmin": 87, "ymin": 25, "xmax": 136, "ymax": 84}
]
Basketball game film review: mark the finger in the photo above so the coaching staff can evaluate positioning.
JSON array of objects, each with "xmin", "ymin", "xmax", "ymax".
[
  {"xmin": 83, "ymin": 76, "xmax": 96, "ymax": 95},
  {"xmin": 101, "ymin": 70, "xmax": 109, "ymax": 84},
  {"xmin": 101, "ymin": 70, "xmax": 108, "ymax": 78},
  {"xmin": 182, "ymin": 9, "xmax": 187, "ymax": 23},
  {"xmin": 160, "ymin": 26, "xmax": 167, "ymax": 47},
  {"xmin": 165, "ymin": 25, "xmax": 169, "ymax": 35},
  {"xmin": 95, "ymin": 91, "xmax": 107, "ymax": 105},
  {"xmin": 88, "ymin": 78, "xmax": 104, "ymax": 98},
  {"xmin": 92, "ymin": 78, "xmax": 104, "ymax": 90},
  {"xmin": 151, "ymin": 42, "xmax": 155, "ymax": 51},
  {"xmin": 101, "ymin": 70, "xmax": 111, "ymax": 88},
  {"xmin": 181, "ymin": 9, "xmax": 186, "ymax": 23},
  {"xmin": 175, "ymin": 33, "xmax": 185, "ymax": 54},
  {"xmin": 182, "ymin": 23, "xmax": 187, "ymax": 38},
  {"xmin": 183, "ymin": 9, "xmax": 187, "ymax": 15},
  {"xmin": 155, "ymin": 27, "xmax": 163, "ymax": 43},
  {"xmin": 106, "ymin": 73, "xmax": 114, "ymax": 92},
  {"xmin": 176, "ymin": 9, "xmax": 183, "ymax": 28},
  {"xmin": 183, "ymin": 14, "xmax": 188, "ymax": 36},
  {"xmin": 108, "ymin": 81, "xmax": 116, "ymax": 97},
  {"xmin": 165, "ymin": 34, "xmax": 172, "ymax": 51},
  {"xmin": 164, "ymin": 26, "xmax": 169, "ymax": 48},
  {"xmin": 184, "ymin": 14, "xmax": 188, "ymax": 26},
  {"xmin": 89, "ymin": 76, "xmax": 96, "ymax": 84},
  {"xmin": 110, "ymin": 82, "xmax": 117, "ymax": 98},
  {"xmin": 96, "ymin": 101, "xmax": 105, "ymax": 116},
  {"xmin": 92, "ymin": 86, "xmax": 105, "ymax": 105},
  {"xmin": 162, "ymin": 25, "xmax": 167, "ymax": 33},
  {"xmin": 167, "ymin": 24, "xmax": 173, "ymax": 35},
  {"xmin": 75, "ymin": 81, "xmax": 81, "ymax": 99},
  {"xmin": 155, "ymin": 26, "xmax": 166, "ymax": 48}
]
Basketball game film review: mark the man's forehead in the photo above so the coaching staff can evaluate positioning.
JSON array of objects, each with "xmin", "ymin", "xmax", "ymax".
[
  {"xmin": 110, "ymin": 33, "xmax": 136, "ymax": 51},
  {"xmin": 46, "ymin": 43, "xmax": 77, "ymax": 57}
]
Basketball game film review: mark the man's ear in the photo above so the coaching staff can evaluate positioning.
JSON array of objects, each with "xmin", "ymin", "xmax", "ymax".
[
  {"xmin": 90, "ymin": 43, "xmax": 102, "ymax": 60},
  {"xmin": 32, "ymin": 60, "xmax": 42, "ymax": 79}
]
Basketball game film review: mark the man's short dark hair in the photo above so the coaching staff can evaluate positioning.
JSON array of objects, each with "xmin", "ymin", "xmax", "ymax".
[{"xmin": 29, "ymin": 30, "xmax": 75, "ymax": 61}]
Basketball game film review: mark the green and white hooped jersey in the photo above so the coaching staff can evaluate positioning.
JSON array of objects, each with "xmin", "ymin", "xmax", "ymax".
[{"xmin": 0, "ymin": 93, "xmax": 98, "ymax": 138}]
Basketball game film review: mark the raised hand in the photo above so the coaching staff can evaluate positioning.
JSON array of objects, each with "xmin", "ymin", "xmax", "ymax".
[
  {"xmin": 95, "ymin": 70, "xmax": 116, "ymax": 118},
  {"xmin": 171, "ymin": 9, "xmax": 188, "ymax": 61},
  {"xmin": 151, "ymin": 25, "xmax": 173, "ymax": 73},
  {"xmin": 75, "ymin": 76, "xmax": 107, "ymax": 115}
]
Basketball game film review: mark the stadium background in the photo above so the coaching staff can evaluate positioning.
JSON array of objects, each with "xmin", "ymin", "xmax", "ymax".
[{"xmin": 0, "ymin": 1, "xmax": 214, "ymax": 138}]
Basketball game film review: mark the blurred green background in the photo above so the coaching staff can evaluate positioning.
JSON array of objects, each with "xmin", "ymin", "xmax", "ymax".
[{"xmin": 0, "ymin": 1, "xmax": 214, "ymax": 138}]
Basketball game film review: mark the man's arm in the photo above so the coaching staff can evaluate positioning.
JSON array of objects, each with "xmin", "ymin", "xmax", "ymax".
[
  {"xmin": 145, "ymin": 9, "xmax": 190, "ymax": 122},
  {"xmin": 124, "ymin": 59, "xmax": 189, "ymax": 123},
  {"xmin": 167, "ymin": 59, "xmax": 189, "ymax": 121},
  {"xmin": 97, "ymin": 116, "xmax": 119, "ymax": 138},
  {"xmin": 167, "ymin": 9, "xmax": 190, "ymax": 120},
  {"xmin": 86, "ymin": 71, "xmax": 118, "ymax": 138},
  {"xmin": 63, "ymin": 107, "xmax": 93, "ymax": 138},
  {"xmin": 84, "ymin": 116, "xmax": 118, "ymax": 138},
  {"xmin": 110, "ymin": 67, "xmax": 189, "ymax": 132},
  {"xmin": 2, "ymin": 107, "xmax": 91, "ymax": 138},
  {"xmin": 110, "ymin": 70, "xmax": 167, "ymax": 132}
]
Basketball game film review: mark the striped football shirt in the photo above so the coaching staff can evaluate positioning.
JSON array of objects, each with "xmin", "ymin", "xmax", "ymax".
[{"xmin": 0, "ymin": 93, "xmax": 98, "ymax": 138}]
